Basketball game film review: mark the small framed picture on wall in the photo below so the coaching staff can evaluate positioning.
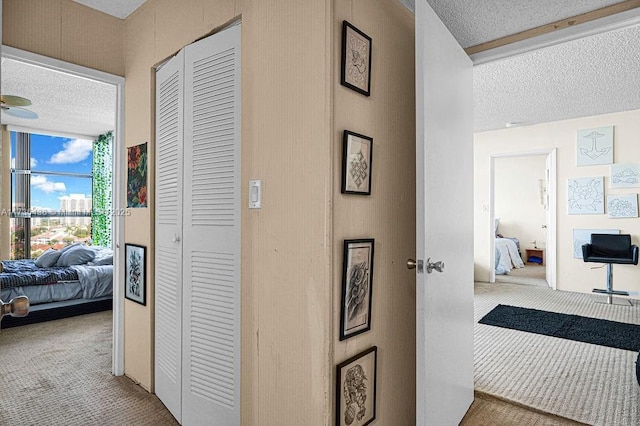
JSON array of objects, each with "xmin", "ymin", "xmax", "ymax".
[
  {"xmin": 340, "ymin": 239, "xmax": 375, "ymax": 340},
  {"xmin": 336, "ymin": 346, "xmax": 378, "ymax": 426},
  {"xmin": 342, "ymin": 131, "xmax": 373, "ymax": 195},
  {"xmin": 341, "ymin": 20, "xmax": 372, "ymax": 96},
  {"xmin": 125, "ymin": 243, "xmax": 146, "ymax": 306}
]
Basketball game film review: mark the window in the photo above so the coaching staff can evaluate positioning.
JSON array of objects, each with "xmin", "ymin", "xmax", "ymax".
[{"xmin": 9, "ymin": 131, "xmax": 111, "ymax": 259}]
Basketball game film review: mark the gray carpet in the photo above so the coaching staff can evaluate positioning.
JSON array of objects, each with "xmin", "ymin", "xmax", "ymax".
[
  {"xmin": 495, "ymin": 264, "xmax": 548, "ymax": 287},
  {"xmin": 0, "ymin": 311, "xmax": 178, "ymax": 425},
  {"xmin": 475, "ymin": 281, "xmax": 640, "ymax": 425}
]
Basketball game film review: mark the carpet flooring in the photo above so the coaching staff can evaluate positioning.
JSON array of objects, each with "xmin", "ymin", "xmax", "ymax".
[
  {"xmin": 4, "ymin": 283, "xmax": 638, "ymax": 425},
  {"xmin": 0, "ymin": 311, "xmax": 178, "ymax": 425},
  {"xmin": 495, "ymin": 264, "xmax": 548, "ymax": 287},
  {"xmin": 475, "ymin": 281, "xmax": 640, "ymax": 425}
]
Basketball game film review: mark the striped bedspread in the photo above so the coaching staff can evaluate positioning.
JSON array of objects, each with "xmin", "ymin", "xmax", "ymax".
[{"xmin": 0, "ymin": 260, "xmax": 79, "ymax": 290}]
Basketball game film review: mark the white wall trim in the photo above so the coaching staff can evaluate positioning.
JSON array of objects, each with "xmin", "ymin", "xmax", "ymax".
[
  {"xmin": 489, "ymin": 148, "xmax": 557, "ymax": 289},
  {"xmin": 471, "ymin": 8, "xmax": 640, "ymax": 65},
  {"xmin": 2, "ymin": 45, "xmax": 126, "ymax": 376}
]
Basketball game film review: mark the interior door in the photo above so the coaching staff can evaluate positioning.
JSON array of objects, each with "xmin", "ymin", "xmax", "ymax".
[
  {"xmin": 415, "ymin": 1, "xmax": 474, "ymax": 425},
  {"xmin": 155, "ymin": 49, "xmax": 185, "ymax": 422},
  {"xmin": 181, "ymin": 24, "xmax": 241, "ymax": 425},
  {"xmin": 545, "ymin": 150, "xmax": 557, "ymax": 289}
]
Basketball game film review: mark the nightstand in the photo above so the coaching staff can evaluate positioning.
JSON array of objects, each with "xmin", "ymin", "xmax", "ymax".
[{"xmin": 525, "ymin": 248, "xmax": 545, "ymax": 266}]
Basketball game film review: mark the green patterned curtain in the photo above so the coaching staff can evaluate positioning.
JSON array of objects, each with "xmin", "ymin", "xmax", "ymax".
[{"xmin": 92, "ymin": 131, "xmax": 113, "ymax": 247}]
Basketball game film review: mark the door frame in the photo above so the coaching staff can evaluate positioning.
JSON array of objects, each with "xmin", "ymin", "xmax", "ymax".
[
  {"xmin": 1, "ymin": 45, "xmax": 126, "ymax": 375},
  {"xmin": 489, "ymin": 148, "xmax": 557, "ymax": 289}
]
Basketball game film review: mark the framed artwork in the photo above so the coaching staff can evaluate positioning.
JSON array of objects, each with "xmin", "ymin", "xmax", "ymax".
[
  {"xmin": 607, "ymin": 194, "xmax": 639, "ymax": 218},
  {"xmin": 611, "ymin": 164, "xmax": 640, "ymax": 188},
  {"xmin": 567, "ymin": 177, "xmax": 604, "ymax": 215},
  {"xmin": 340, "ymin": 239, "xmax": 374, "ymax": 340},
  {"xmin": 572, "ymin": 229, "xmax": 619, "ymax": 259},
  {"xmin": 336, "ymin": 346, "xmax": 377, "ymax": 426},
  {"xmin": 125, "ymin": 243, "xmax": 146, "ymax": 305},
  {"xmin": 576, "ymin": 126, "xmax": 613, "ymax": 166},
  {"xmin": 127, "ymin": 142, "xmax": 148, "ymax": 208},
  {"xmin": 342, "ymin": 131, "xmax": 373, "ymax": 195},
  {"xmin": 341, "ymin": 21, "xmax": 372, "ymax": 96}
]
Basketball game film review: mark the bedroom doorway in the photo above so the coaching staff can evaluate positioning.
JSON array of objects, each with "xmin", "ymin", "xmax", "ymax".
[
  {"xmin": 489, "ymin": 149, "xmax": 557, "ymax": 289},
  {"xmin": 0, "ymin": 46, "xmax": 125, "ymax": 374}
]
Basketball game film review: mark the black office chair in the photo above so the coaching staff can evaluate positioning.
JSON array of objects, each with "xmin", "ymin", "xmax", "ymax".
[{"xmin": 582, "ymin": 234, "xmax": 638, "ymax": 304}]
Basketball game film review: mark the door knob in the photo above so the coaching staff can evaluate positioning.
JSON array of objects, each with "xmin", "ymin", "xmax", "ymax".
[
  {"xmin": 426, "ymin": 258, "xmax": 444, "ymax": 274},
  {"xmin": 407, "ymin": 259, "xmax": 417, "ymax": 269},
  {"xmin": 1, "ymin": 296, "xmax": 30, "ymax": 319}
]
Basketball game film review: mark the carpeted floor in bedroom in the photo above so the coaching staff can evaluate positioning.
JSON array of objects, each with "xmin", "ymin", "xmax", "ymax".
[{"xmin": 0, "ymin": 311, "xmax": 178, "ymax": 425}]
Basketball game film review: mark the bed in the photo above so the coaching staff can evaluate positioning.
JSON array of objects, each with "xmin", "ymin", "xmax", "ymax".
[
  {"xmin": 495, "ymin": 237, "xmax": 525, "ymax": 275},
  {"xmin": 0, "ymin": 244, "xmax": 113, "ymax": 328}
]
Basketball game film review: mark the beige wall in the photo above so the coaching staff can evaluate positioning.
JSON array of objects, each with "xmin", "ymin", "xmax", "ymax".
[
  {"xmin": 334, "ymin": 1, "xmax": 416, "ymax": 424},
  {"xmin": 2, "ymin": 0, "xmax": 124, "ymax": 76},
  {"xmin": 494, "ymin": 155, "xmax": 547, "ymax": 251},
  {"xmin": 475, "ymin": 110, "xmax": 640, "ymax": 295}
]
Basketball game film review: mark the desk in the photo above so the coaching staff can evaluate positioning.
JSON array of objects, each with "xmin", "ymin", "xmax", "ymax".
[{"xmin": 525, "ymin": 248, "xmax": 545, "ymax": 266}]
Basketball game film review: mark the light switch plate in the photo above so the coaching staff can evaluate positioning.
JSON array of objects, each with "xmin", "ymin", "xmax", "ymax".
[{"xmin": 249, "ymin": 179, "xmax": 262, "ymax": 209}]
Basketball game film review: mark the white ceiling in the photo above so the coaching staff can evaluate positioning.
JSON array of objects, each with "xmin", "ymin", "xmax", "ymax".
[
  {"xmin": 397, "ymin": 0, "xmax": 640, "ymax": 132},
  {"xmin": 71, "ymin": 0, "xmax": 147, "ymax": 19},
  {"xmin": 473, "ymin": 23, "xmax": 640, "ymax": 132},
  {"xmin": 0, "ymin": 57, "xmax": 116, "ymax": 139},
  {"xmin": 2, "ymin": 0, "xmax": 639, "ymax": 136}
]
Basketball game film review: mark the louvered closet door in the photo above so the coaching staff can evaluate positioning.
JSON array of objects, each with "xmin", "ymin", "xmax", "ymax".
[
  {"xmin": 154, "ymin": 50, "xmax": 185, "ymax": 423},
  {"xmin": 182, "ymin": 24, "xmax": 241, "ymax": 425}
]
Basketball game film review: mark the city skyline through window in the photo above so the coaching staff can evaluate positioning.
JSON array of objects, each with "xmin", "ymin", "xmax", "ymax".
[{"xmin": 10, "ymin": 132, "xmax": 94, "ymax": 259}]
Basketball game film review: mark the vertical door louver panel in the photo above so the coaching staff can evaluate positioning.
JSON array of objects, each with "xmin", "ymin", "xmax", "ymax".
[
  {"xmin": 189, "ymin": 250, "xmax": 236, "ymax": 408},
  {"xmin": 190, "ymin": 47, "xmax": 236, "ymax": 227},
  {"xmin": 157, "ymin": 70, "xmax": 181, "ymax": 225},
  {"xmin": 154, "ymin": 50, "xmax": 184, "ymax": 423},
  {"xmin": 182, "ymin": 24, "xmax": 241, "ymax": 425}
]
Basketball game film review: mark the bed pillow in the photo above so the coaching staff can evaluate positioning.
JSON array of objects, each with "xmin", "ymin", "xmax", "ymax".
[
  {"xmin": 35, "ymin": 248, "xmax": 62, "ymax": 268},
  {"xmin": 56, "ymin": 244, "xmax": 96, "ymax": 267},
  {"xmin": 58, "ymin": 242, "xmax": 81, "ymax": 254},
  {"xmin": 90, "ymin": 247, "xmax": 114, "ymax": 266}
]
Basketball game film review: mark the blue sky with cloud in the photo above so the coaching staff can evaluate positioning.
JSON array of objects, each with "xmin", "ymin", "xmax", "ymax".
[{"xmin": 11, "ymin": 132, "xmax": 93, "ymax": 210}]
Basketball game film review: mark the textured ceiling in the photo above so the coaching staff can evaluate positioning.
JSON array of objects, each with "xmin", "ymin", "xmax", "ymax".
[
  {"xmin": 1, "ymin": 58, "xmax": 117, "ymax": 139},
  {"xmin": 474, "ymin": 23, "xmax": 640, "ymax": 132},
  {"xmin": 71, "ymin": 0, "xmax": 147, "ymax": 19},
  {"xmin": 399, "ymin": 0, "xmax": 640, "ymax": 132}
]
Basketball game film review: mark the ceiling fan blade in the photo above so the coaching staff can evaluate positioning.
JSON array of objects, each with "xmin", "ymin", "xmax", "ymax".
[
  {"xmin": 0, "ymin": 95, "xmax": 32, "ymax": 107},
  {"xmin": 1, "ymin": 106, "xmax": 38, "ymax": 119}
]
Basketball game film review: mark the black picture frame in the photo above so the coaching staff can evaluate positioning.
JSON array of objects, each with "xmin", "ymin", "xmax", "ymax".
[
  {"xmin": 125, "ymin": 243, "xmax": 146, "ymax": 306},
  {"xmin": 341, "ymin": 130, "xmax": 373, "ymax": 195},
  {"xmin": 336, "ymin": 346, "xmax": 378, "ymax": 426},
  {"xmin": 341, "ymin": 20, "xmax": 372, "ymax": 96},
  {"xmin": 340, "ymin": 239, "xmax": 375, "ymax": 340}
]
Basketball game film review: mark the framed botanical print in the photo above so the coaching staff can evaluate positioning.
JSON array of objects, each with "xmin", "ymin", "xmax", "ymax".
[
  {"xmin": 125, "ymin": 243, "xmax": 146, "ymax": 305},
  {"xmin": 341, "ymin": 21, "xmax": 372, "ymax": 96}
]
